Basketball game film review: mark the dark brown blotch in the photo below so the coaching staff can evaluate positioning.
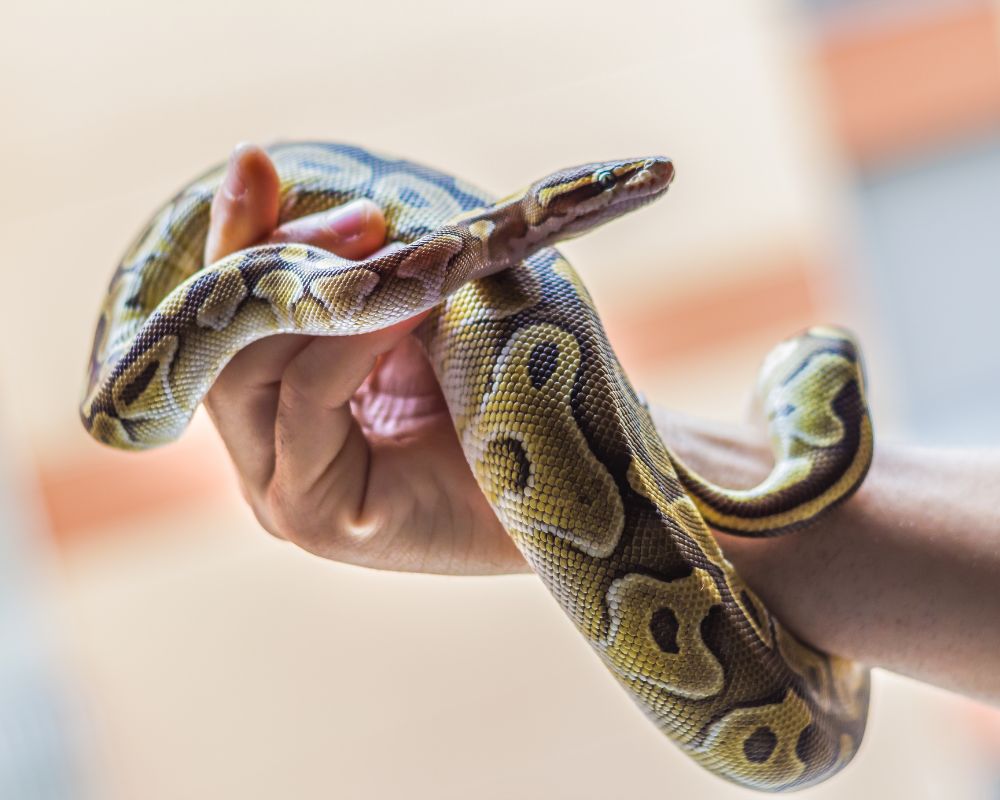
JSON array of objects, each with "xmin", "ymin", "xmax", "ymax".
[
  {"xmin": 649, "ymin": 606, "xmax": 680, "ymax": 654},
  {"xmin": 743, "ymin": 726, "xmax": 778, "ymax": 763},
  {"xmin": 527, "ymin": 340, "xmax": 560, "ymax": 390},
  {"xmin": 486, "ymin": 436, "xmax": 531, "ymax": 493},
  {"xmin": 120, "ymin": 360, "xmax": 159, "ymax": 407}
]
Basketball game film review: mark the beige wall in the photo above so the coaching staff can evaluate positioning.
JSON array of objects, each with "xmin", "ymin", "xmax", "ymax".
[
  {"xmin": 0, "ymin": 0, "xmax": 862, "ymax": 453},
  {"xmin": 64, "ymin": 510, "xmax": 989, "ymax": 799},
  {"xmin": 2, "ymin": 0, "xmax": 997, "ymax": 797}
]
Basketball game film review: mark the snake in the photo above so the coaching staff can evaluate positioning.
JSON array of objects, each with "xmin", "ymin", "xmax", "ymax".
[{"xmin": 80, "ymin": 142, "xmax": 874, "ymax": 792}]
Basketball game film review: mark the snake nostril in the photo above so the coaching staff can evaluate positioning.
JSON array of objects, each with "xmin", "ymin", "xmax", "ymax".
[{"xmin": 642, "ymin": 159, "xmax": 675, "ymax": 187}]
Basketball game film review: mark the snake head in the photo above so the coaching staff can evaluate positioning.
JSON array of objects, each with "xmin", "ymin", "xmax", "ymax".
[{"xmin": 523, "ymin": 156, "xmax": 674, "ymax": 242}]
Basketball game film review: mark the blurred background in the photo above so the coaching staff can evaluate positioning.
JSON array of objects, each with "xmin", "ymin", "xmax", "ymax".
[{"xmin": 2, "ymin": 0, "xmax": 999, "ymax": 796}]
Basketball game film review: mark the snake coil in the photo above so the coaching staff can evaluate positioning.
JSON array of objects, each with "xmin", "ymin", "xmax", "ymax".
[{"xmin": 82, "ymin": 143, "xmax": 873, "ymax": 791}]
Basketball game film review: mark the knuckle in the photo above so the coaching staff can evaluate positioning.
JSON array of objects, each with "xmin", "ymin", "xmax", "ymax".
[
  {"xmin": 264, "ymin": 480, "xmax": 305, "ymax": 533},
  {"xmin": 280, "ymin": 355, "xmax": 325, "ymax": 407},
  {"xmin": 237, "ymin": 483, "xmax": 282, "ymax": 540},
  {"xmin": 280, "ymin": 355, "xmax": 354, "ymax": 413},
  {"xmin": 277, "ymin": 371, "xmax": 312, "ymax": 413},
  {"xmin": 264, "ymin": 480, "xmax": 351, "ymax": 557}
]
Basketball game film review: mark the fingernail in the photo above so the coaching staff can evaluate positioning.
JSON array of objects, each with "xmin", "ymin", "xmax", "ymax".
[
  {"xmin": 222, "ymin": 143, "xmax": 251, "ymax": 202},
  {"xmin": 325, "ymin": 200, "xmax": 371, "ymax": 243}
]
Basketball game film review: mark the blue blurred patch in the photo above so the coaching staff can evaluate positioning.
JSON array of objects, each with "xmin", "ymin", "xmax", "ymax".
[
  {"xmin": 0, "ymin": 460, "xmax": 88, "ymax": 799},
  {"xmin": 854, "ymin": 136, "xmax": 1000, "ymax": 444}
]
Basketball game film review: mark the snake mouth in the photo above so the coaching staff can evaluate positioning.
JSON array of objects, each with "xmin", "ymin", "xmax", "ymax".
[
  {"xmin": 625, "ymin": 158, "xmax": 675, "ymax": 197},
  {"xmin": 614, "ymin": 157, "xmax": 675, "ymax": 211},
  {"xmin": 568, "ymin": 194, "xmax": 659, "ymax": 232}
]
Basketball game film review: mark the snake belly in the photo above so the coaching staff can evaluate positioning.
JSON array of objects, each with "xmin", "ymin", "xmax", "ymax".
[{"xmin": 81, "ymin": 142, "xmax": 874, "ymax": 792}]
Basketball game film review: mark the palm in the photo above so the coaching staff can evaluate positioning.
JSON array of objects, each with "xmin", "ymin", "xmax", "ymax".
[
  {"xmin": 342, "ymin": 334, "xmax": 526, "ymax": 574},
  {"xmin": 202, "ymin": 143, "xmax": 527, "ymax": 576}
]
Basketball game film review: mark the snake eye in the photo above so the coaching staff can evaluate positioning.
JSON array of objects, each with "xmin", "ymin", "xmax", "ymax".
[{"xmin": 596, "ymin": 170, "xmax": 616, "ymax": 190}]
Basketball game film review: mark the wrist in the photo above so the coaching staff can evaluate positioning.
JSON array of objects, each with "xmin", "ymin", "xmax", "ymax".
[{"xmin": 649, "ymin": 407, "xmax": 772, "ymax": 489}]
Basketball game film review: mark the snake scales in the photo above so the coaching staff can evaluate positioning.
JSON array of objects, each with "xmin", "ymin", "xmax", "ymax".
[{"xmin": 81, "ymin": 142, "xmax": 874, "ymax": 791}]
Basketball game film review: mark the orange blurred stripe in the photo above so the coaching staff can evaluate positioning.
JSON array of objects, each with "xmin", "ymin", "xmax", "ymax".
[
  {"xmin": 603, "ymin": 253, "xmax": 819, "ymax": 369},
  {"xmin": 817, "ymin": 3, "xmax": 1000, "ymax": 164},
  {"xmin": 36, "ymin": 428, "xmax": 238, "ymax": 544}
]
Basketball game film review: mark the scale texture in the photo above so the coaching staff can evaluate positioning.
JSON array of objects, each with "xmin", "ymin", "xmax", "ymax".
[{"xmin": 81, "ymin": 142, "xmax": 874, "ymax": 791}]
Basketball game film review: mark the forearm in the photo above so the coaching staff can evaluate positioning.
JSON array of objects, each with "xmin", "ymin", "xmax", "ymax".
[{"xmin": 654, "ymin": 409, "xmax": 1000, "ymax": 704}]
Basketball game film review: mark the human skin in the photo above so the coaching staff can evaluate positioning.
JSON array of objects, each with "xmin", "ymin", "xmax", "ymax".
[{"xmin": 204, "ymin": 144, "xmax": 1000, "ymax": 704}]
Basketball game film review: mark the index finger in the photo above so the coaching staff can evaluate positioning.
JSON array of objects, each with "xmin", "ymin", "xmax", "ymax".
[{"xmin": 203, "ymin": 144, "xmax": 389, "ymax": 498}]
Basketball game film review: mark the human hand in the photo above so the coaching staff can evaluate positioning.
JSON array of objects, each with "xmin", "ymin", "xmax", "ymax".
[
  {"xmin": 203, "ymin": 143, "xmax": 528, "ymax": 575},
  {"xmin": 200, "ymin": 144, "xmax": 1000, "ymax": 700}
]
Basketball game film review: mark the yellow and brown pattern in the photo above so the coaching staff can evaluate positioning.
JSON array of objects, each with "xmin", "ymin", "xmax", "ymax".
[{"xmin": 81, "ymin": 143, "xmax": 873, "ymax": 791}]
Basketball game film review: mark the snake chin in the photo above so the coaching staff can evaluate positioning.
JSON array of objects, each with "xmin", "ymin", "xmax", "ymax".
[{"xmin": 556, "ymin": 192, "xmax": 666, "ymax": 240}]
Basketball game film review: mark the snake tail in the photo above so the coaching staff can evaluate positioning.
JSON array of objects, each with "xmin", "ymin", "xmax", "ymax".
[{"xmin": 671, "ymin": 326, "xmax": 873, "ymax": 537}]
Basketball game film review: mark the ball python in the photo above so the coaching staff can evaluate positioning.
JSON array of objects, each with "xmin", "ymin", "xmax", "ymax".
[{"xmin": 80, "ymin": 142, "xmax": 874, "ymax": 791}]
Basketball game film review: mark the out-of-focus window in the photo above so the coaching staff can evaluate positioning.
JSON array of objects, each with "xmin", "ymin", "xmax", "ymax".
[
  {"xmin": 855, "ymin": 141, "xmax": 1000, "ymax": 445},
  {"xmin": 0, "ymin": 451, "xmax": 88, "ymax": 799}
]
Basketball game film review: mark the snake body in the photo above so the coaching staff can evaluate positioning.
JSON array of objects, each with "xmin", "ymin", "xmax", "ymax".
[{"xmin": 81, "ymin": 143, "xmax": 873, "ymax": 791}]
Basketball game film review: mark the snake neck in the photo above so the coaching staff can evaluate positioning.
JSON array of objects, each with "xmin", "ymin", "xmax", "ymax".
[
  {"xmin": 460, "ymin": 166, "xmax": 671, "ymax": 273},
  {"xmin": 458, "ymin": 193, "xmax": 566, "ymax": 274}
]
